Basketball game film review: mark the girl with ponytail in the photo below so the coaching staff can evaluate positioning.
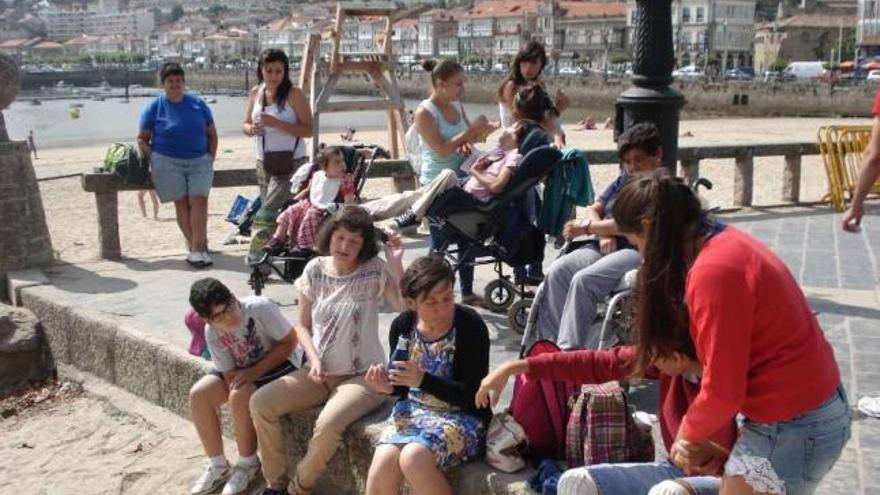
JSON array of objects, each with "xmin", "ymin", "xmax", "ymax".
[{"xmin": 613, "ymin": 169, "xmax": 849, "ymax": 495}]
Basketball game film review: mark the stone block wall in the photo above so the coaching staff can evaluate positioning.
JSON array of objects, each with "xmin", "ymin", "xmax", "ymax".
[{"xmin": 0, "ymin": 141, "xmax": 53, "ymax": 300}]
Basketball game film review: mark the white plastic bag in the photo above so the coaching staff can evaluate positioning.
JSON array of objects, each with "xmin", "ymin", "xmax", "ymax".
[{"xmin": 485, "ymin": 411, "xmax": 529, "ymax": 473}]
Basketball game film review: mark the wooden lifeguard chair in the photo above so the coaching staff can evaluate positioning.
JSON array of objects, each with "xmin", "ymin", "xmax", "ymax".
[{"xmin": 299, "ymin": 2, "xmax": 409, "ymax": 161}]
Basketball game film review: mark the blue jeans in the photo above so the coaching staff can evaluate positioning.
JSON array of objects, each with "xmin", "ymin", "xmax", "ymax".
[
  {"xmin": 428, "ymin": 224, "xmax": 475, "ymax": 296},
  {"xmin": 724, "ymin": 384, "xmax": 851, "ymax": 495},
  {"xmin": 558, "ymin": 461, "xmax": 719, "ymax": 495}
]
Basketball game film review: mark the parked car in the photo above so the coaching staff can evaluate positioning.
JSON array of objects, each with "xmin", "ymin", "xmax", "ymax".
[
  {"xmin": 818, "ymin": 69, "xmax": 842, "ymax": 83},
  {"xmin": 558, "ymin": 66, "xmax": 581, "ymax": 75},
  {"xmin": 867, "ymin": 70, "xmax": 880, "ymax": 82},
  {"xmin": 783, "ymin": 61, "xmax": 825, "ymax": 80},
  {"xmin": 672, "ymin": 64, "xmax": 705, "ymax": 80},
  {"xmin": 763, "ymin": 70, "xmax": 796, "ymax": 82},
  {"xmin": 725, "ymin": 67, "xmax": 754, "ymax": 80}
]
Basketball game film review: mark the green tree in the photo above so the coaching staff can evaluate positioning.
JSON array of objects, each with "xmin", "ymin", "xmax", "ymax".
[
  {"xmin": 609, "ymin": 52, "xmax": 630, "ymax": 65},
  {"xmin": 771, "ymin": 55, "xmax": 788, "ymax": 72},
  {"xmin": 170, "ymin": 4, "xmax": 184, "ymax": 22}
]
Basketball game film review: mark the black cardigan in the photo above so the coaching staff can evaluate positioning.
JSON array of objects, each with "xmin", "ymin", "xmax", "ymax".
[{"xmin": 388, "ymin": 305, "xmax": 493, "ymax": 425}]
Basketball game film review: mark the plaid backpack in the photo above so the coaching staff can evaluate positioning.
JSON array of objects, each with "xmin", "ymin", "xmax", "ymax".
[{"xmin": 565, "ymin": 381, "xmax": 654, "ymax": 467}]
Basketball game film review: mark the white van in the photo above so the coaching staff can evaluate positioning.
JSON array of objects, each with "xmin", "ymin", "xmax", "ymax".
[{"xmin": 783, "ymin": 61, "xmax": 826, "ymax": 80}]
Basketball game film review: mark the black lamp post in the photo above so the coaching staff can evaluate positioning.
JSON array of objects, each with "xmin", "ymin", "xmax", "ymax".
[{"xmin": 615, "ymin": 0, "xmax": 684, "ymax": 172}]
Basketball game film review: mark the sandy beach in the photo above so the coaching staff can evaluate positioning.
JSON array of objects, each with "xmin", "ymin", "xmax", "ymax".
[
  {"xmin": 30, "ymin": 116, "xmax": 869, "ymax": 263},
  {"xmin": 0, "ymin": 368, "xmax": 238, "ymax": 495}
]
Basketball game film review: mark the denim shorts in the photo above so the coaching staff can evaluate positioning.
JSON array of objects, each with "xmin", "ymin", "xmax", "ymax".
[
  {"xmin": 150, "ymin": 151, "xmax": 214, "ymax": 202},
  {"xmin": 558, "ymin": 461, "xmax": 720, "ymax": 495},
  {"xmin": 724, "ymin": 384, "xmax": 851, "ymax": 495}
]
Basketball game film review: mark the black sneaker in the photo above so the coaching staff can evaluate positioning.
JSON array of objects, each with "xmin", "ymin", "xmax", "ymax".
[
  {"xmin": 390, "ymin": 209, "xmax": 419, "ymax": 232},
  {"xmin": 261, "ymin": 488, "xmax": 288, "ymax": 495}
]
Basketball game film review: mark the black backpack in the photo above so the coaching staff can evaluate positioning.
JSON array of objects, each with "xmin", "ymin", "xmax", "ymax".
[{"xmin": 103, "ymin": 142, "xmax": 150, "ymax": 185}]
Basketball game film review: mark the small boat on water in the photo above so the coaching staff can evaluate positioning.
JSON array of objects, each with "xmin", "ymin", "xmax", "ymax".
[
  {"xmin": 205, "ymin": 97, "xmax": 218, "ymax": 104},
  {"xmin": 30, "ymin": 99, "xmax": 42, "ymax": 106},
  {"xmin": 70, "ymin": 102, "xmax": 84, "ymax": 108}
]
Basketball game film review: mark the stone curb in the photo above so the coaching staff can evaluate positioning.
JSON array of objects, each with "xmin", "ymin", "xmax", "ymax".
[{"xmin": 18, "ymin": 287, "xmax": 532, "ymax": 494}]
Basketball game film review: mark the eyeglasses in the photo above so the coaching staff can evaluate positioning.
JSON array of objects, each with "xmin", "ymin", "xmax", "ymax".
[{"xmin": 207, "ymin": 299, "xmax": 238, "ymax": 323}]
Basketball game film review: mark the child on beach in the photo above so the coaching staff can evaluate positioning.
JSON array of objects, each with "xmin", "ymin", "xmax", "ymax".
[
  {"xmin": 137, "ymin": 190, "xmax": 159, "ymax": 219},
  {"xmin": 250, "ymin": 205, "xmax": 406, "ymax": 495},
  {"xmin": 264, "ymin": 146, "xmax": 355, "ymax": 254},
  {"xmin": 187, "ymin": 278, "xmax": 300, "ymax": 495},
  {"xmin": 364, "ymin": 256, "xmax": 491, "ymax": 495}
]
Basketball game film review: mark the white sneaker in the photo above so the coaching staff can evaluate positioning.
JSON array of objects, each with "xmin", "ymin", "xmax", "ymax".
[
  {"xmin": 191, "ymin": 463, "xmax": 230, "ymax": 495},
  {"xmin": 221, "ymin": 460, "xmax": 261, "ymax": 495},
  {"xmin": 200, "ymin": 251, "xmax": 214, "ymax": 267},
  {"xmin": 186, "ymin": 251, "xmax": 203, "ymax": 266},
  {"xmin": 858, "ymin": 396, "xmax": 880, "ymax": 418}
]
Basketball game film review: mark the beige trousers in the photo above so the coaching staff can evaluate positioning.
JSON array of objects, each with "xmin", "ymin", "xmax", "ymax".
[
  {"xmin": 249, "ymin": 367, "xmax": 385, "ymax": 493},
  {"xmin": 360, "ymin": 168, "xmax": 459, "ymax": 220}
]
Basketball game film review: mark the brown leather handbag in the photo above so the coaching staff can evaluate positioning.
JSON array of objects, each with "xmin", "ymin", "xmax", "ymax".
[{"xmin": 260, "ymin": 92, "xmax": 300, "ymax": 177}]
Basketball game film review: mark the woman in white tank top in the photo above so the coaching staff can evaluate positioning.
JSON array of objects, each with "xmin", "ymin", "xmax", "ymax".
[{"xmin": 242, "ymin": 49, "xmax": 313, "ymax": 261}]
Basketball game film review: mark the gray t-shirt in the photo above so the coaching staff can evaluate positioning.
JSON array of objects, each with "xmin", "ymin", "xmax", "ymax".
[{"xmin": 205, "ymin": 296, "xmax": 300, "ymax": 373}]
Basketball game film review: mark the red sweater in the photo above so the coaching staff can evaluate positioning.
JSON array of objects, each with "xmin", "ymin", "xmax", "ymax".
[
  {"xmin": 680, "ymin": 227, "xmax": 840, "ymax": 443},
  {"xmin": 527, "ymin": 346, "xmax": 737, "ymax": 453}
]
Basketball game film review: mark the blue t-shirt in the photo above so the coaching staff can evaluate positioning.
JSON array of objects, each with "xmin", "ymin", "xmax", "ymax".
[
  {"xmin": 138, "ymin": 93, "xmax": 214, "ymax": 159},
  {"xmin": 597, "ymin": 172, "xmax": 632, "ymax": 250}
]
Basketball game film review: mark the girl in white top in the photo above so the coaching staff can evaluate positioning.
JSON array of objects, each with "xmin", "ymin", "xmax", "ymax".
[
  {"xmin": 249, "ymin": 206, "xmax": 405, "ymax": 495},
  {"xmin": 242, "ymin": 49, "xmax": 312, "ymax": 207}
]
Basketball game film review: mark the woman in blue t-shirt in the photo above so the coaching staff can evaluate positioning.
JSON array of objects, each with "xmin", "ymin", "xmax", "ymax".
[{"xmin": 137, "ymin": 62, "xmax": 218, "ymax": 268}]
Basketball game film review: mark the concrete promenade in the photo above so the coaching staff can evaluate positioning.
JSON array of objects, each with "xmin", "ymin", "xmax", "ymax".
[{"xmin": 10, "ymin": 202, "xmax": 880, "ymax": 493}]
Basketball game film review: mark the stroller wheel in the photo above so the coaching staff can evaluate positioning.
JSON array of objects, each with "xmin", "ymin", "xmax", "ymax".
[
  {"xmin": 507, "ymin": 298, "xmax": 532, "ymax": 335},
  {"xmin": 249, "ymin": 265, "xmax": 267, "ymax": 296},
  {"xmin": 484, "ymin": 279, "xmax": 516, "ymax": 313}
]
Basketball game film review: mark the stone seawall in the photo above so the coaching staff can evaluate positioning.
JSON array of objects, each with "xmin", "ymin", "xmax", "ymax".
[{"xmin": 181, "ymin": 69, "xmax": 877, "ymax": 118}]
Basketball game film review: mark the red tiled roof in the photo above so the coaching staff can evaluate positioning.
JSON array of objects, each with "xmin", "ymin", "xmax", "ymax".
[
  {"xmin": 559, "ymin": 2, "xmax": 626, "ymax": 19},
  {"xmin": 63, "ymin": 35, "xmax": 100, "ymax": 46},
  {"xmin": 466, "ymin": 0, "xmax": 540, "ymax": 19},
  {"xmin": 0, "ymin": 38, "xmax": 31, "ymax": 49},
  {"xmin": 394, "ymin": 18, "xmax": 418, "ymax": 27}
]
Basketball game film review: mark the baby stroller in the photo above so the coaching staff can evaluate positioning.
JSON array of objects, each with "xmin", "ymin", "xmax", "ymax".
[
  {"xmin": 247, "ymin": 143, "xmax": 390, "ymax": 295},
  {"xmin": 426, "ymin": 145, "xmax": 574, "ymax": 313}
]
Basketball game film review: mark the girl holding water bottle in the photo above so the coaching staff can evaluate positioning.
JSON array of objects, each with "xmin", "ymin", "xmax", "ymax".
[{"xmin": 364, "ymin": 255, "xmax": 492, "ymax": 495}]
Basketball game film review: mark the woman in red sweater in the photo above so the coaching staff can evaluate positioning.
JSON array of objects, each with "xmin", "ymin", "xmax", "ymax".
[
  {"xmin": 611, "ymin": 170, "xmax": 849, "ymax": 495},
  {"xmin": 477, "ymin": 344, "xmax": 736, "ymax": 494}
]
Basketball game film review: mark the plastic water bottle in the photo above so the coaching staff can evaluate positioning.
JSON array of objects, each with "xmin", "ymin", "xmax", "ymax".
[{"xmin": 388, "ymin": 335, "xmax": 411, "ymax": 395}]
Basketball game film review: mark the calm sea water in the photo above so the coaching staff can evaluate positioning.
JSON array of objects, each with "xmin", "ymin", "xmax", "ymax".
[{"xmin": 5, "ymin": 93, "xmax": 503, "ymax": 149}]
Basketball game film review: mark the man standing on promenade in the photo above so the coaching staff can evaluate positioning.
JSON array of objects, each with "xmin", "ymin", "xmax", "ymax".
[
  {"xmin": 27, "ymin": 130, "xmax": 37, "ymax": 160},
  {"xmin": 842, "ymin": 91, "xmax": 880, "ymax": 232}
]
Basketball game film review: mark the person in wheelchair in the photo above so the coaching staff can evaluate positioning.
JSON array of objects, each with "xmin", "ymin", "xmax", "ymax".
[
  {"xmin": 526, "ymin": 122, "xmax": 663, "ymax": 350},
  {"xmin": 263, "ymin": 146, "xmax": 355, "ymax": 255}
]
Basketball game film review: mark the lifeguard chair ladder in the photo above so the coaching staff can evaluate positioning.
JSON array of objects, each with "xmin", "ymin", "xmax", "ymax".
[{"xmin": 299, "ymin": 2, "xmax": 409, "ymax": 161}]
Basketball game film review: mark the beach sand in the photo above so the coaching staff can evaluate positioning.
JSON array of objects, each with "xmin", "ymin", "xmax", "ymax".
[
  {"xmin": 0, "ymin": 369, "xmax": 238, "ymax": 495},
  {"xmin": 30, "ymin": 116, "xmax": 868, "ymax": 263}
]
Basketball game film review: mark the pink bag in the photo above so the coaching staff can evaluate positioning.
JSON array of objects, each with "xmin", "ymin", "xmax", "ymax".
[
  {"xmin": 184, "ymin": 309, "xmax": 210, "ymax": 360},
  {"xmin": 509, "ymin": 340, "xmax": 579, "ymax": 460}
]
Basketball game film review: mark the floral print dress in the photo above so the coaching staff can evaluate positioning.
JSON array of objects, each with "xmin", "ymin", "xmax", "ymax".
[{"xmin": 378, "ymin": 327, "xmax": 486, "ymax": 468}]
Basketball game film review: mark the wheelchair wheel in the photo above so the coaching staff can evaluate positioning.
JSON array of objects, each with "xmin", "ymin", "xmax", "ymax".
[
  {"xmin": 249, "ymin": 265, "xmax": 267, "ymax": 296},
  {"xmin": 484, "ymin": 279, "xmax": 515, "ymax": 313},
  {"xmin": 507, "ymin": 298, "xmax": 531, "ymax": 335}
]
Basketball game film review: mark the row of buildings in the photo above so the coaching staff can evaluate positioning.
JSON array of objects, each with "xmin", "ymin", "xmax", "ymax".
[{"xmin": 1, "ymin": 0, "xmax": 876, "ymax": 78}]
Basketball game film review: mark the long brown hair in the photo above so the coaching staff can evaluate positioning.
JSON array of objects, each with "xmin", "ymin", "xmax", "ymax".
[
  {"xmin": 496, "ymin": 40, "xmax": 547, "ymax": 101},
  {"xmin": 613, "ymin": 169, "xmax": 703, "ymax": 373}
]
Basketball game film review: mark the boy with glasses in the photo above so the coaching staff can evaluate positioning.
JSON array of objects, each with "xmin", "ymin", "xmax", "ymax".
[{"xmin": 188, "ymin": 278, "xmax": 301, "ymax": 495}]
